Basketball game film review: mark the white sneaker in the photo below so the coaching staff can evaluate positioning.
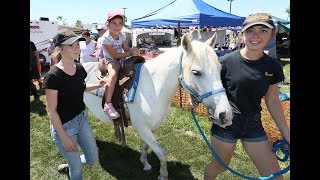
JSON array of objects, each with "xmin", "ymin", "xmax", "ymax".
[{"xmin": 57, "ymin": 164, "xmax": 69, "ymax": 173}]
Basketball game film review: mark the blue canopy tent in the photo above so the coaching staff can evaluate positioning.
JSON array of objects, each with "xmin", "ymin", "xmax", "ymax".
[
  {"xmin": 271, "ymin": 15, "xmax": 290, "ymax": 25},
  {"xmin": 270, "ymin": 15, "xmax": 290, "ymax": 33},
  {"xmin": 278, "ymin": 22, "xmax": 290, "ymax": 34},
  {"xmin": 131, "ymin": 0, "xmax": 245, "ymax": 28}
]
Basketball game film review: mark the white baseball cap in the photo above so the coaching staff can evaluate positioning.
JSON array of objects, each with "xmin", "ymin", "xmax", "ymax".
[{"xmin": 96, "ymin": 25, "xmax": 106, "ymax": 30}]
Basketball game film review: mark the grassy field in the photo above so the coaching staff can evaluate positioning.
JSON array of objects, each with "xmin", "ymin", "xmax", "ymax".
[
  {"xmin": 30, "ymin": 58, "xmax": 290, "ymax": 179},
  {"xmin": 30, "ymin": 96, "xmax": 290, "ymax": 179}
]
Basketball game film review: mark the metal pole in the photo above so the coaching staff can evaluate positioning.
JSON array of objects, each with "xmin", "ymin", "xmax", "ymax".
[
  {"xmin": 227, "ymin": 0, "xmax": 234, "ymax": 14},
  {"xmin": 122, "ymin": 7, "xmax": 127, "ymax": 16},
  {"xmin": 177, "ymin": 21, "xmax": 181, "ymax": 46}
]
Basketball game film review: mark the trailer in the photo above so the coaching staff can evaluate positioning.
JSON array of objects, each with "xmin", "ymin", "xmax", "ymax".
[{"xmin": 30, "ymin": 19, "xmax": 58, "ymax": 67}]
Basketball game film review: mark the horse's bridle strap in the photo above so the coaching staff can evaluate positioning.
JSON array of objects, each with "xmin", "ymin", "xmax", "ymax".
[{"xmin": 178, "ymin": 49, "xmax": 226, "ymax": 103}]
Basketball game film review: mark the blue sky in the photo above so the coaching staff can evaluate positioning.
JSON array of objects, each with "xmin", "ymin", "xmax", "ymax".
[{"xmin": 30, "ymin": 0, "xmax": 290, "ymax": 26}]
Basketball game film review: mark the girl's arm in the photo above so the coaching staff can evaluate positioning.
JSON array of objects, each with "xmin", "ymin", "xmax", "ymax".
[
  {"xmin": 265, "ymin": 83, "xmax": 290, "ymax": 145},
  {"xmin": 85, "ymin": 79, "xmax": 106, "ymax": 91},
  {"xmin": 102, "ymin": 40, "xmax": 134, "ymax": 60},
  {"xmin": 122, "ymin": 39, "xmax": 131, "ymax": 55},
  {"xmin": 122, "ymin": 39, "xmax": 139, "ymax": 56}
]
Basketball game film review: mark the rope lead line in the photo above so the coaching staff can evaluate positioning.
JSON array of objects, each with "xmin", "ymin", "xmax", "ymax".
[{"xmin": 190, "ymin": 109, "xmax": 290, "ymax": 180}]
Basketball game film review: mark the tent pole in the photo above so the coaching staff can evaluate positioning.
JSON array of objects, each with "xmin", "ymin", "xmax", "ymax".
[{"xmin": 177, "ymin": 21, "xmax": 181, "ymax": 46}]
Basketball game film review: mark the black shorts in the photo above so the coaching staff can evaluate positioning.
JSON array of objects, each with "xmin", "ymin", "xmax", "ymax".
[
  {"xmin": 211, "ymin": 112, "xmax": 268, "ymax": 143},
  {"xmin": 30, "ymin": 65, "xmax": 40, "ymax": 80}
]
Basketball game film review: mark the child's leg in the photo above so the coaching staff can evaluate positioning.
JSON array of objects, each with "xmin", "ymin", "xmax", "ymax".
[
  {"xmin": 105, "ymin": 61, "xmax": 120, "ymax": 102},
  {"xmin": 103, "ymin": 61, "xmax": 120, "ymax": 119}
]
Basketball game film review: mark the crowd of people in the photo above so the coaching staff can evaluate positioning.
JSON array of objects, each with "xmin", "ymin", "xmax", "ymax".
[{"xmin": 31, "ymin": 10, "xmax": 289, "ymax": 180}]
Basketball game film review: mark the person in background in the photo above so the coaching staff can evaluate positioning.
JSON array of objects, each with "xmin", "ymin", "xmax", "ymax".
[
  {"xmin": 30, "ymin": 41, "xmax": 40, "ymax": 101},
  {"xmin": 79, "ymin": 31, "xmax": 97, "ymax": 63},
  {"xmin": 99, "ymin": 10, "xmax": 139, "ymax": 119},
  {"xmin": 42, "ymin": 29, "xmax": 106, "ymax": 180},
  {"xmin": 214, "ymin": 44, "xmax": 225, "ymax": 57},
  {"xmin": 95, "ymin": 25, "xmax": 107, "ymax": 61},
  {"xmin": 189, "ymin": 12, "xmax": 290, "ymax": 180},
  {"xmin": 47, "ymin": 38, "xmax": 55, "ymax": 67},
  {"xmin": 228, "ymin": 31, "xmax": 237, "ymax": 51},
  {"xmin": 235, "ymin": 31, "xmax": 244, "ymax": 50},
  {"xmin": 30, "ymin": 41, "xmax": 43, "ymax": 89},
  {"xmin": 174, "ymin": 28, "xmax": 179, "ymax": 39}
]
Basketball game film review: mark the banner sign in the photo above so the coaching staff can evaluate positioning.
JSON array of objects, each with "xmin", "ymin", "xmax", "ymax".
[{"xmin": 149, "ymin": 31, "xmax": 165, "ymax": 35}]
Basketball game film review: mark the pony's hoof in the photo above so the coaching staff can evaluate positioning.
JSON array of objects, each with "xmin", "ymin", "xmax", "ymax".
[
  {"xmin": 143, "ymin": 163, "xmax": 152, "ymax": 171},
  {"xmin": 157, "ymin": 175, "xmax": 168, "ymax": 180}
]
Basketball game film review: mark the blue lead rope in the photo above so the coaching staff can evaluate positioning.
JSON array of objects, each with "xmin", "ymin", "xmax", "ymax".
[{"xmin": 190, "ymin": 109, "xmax": 290, "ymax": 180}]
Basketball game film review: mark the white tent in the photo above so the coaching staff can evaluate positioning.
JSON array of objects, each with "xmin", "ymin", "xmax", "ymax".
[{"xmin": 122, "ymin": 26, "xmax": 132, "ymax": 33}]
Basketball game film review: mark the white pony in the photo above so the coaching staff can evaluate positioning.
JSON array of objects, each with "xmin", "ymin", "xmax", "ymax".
[{"xmin": 82, "ymin": 33, "xmax": 233, "ymax": 180}]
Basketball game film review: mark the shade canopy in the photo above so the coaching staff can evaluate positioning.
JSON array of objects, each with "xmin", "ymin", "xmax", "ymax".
[
  {"xmin": 271, "ymin": 15, "xmax": 290, "ymax": 25},
  {"xmin": 131, "ymin": 0, "xmax": 245, "ymax": 28},
  {"xmin": 270, "ymin": 16, "xmax": 290, "ymax": 34}
]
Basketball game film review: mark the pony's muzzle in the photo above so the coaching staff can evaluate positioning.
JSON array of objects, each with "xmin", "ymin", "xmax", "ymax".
[
  {"xmin": 208, "ymin": 109, "xmax": 232, "ymax": 128},
  {"xmin": 219, "ymin": 112, "xmax": 226, "ymax": 123}
]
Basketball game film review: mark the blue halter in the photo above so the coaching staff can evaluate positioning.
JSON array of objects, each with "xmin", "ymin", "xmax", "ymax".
[{"xmin": 177, "ymin": 50, "xmax": 225, "ymax": 103}]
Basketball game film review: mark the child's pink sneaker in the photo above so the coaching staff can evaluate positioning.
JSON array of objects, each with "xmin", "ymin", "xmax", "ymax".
[{"xmin": 104, "ymin": 103, "xmax": 120, "ymax": 119}]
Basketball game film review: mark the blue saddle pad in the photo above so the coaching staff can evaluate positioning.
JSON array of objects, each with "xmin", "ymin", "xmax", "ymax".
[{"xmin": 128, "ymin": 63, "xmax": 144, "ymax": 103}]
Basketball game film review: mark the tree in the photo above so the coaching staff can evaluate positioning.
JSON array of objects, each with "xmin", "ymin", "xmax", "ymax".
[
  {"xmin": 285, "ymin": 6, "xmax": 290, "ymax": 19},
  {"xmin": 75, "ymin": 20, "xmax": 83, "ymax": 28},
  {"xmin": 56, "ymin": 16, "xmax": 68, "ymax": 25}
]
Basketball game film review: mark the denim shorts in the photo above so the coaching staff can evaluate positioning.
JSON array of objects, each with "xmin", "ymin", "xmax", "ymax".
[{"xmin": 211, "ymin": 112, "xmax": 268, "ymax": 143}]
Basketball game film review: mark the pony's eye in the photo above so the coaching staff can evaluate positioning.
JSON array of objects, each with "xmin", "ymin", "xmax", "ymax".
[{"xmin": 191, "ymin": 70, "xmax": 201, "ymax": 76}]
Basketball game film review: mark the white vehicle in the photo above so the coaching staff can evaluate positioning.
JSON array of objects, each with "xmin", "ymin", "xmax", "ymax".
[{"xmin": 30, "ymin": 19, "xmax": 59, "ymax": 67}]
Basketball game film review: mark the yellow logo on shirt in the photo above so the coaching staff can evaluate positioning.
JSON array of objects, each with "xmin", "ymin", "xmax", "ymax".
[{"xmin": 265, "ymin": 72, "xmax": 273, "ymax": 76}]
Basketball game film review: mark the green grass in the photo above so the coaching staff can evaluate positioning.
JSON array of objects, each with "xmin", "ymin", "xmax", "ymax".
[{"xmin": 30, "ymin": 91, "xmax": 290, "ymax": 179}]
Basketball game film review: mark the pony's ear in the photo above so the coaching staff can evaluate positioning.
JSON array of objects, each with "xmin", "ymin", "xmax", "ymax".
[
  {"xmin": 190, "ymin": 30, "xmax": 198, "ymax": 40},
  {"xmin": 205, "ymin": 32, "xmax": 217, "ymax": 47},
  {"xmin": 181, "ymin": 33, "xmax": 192, "ymax": 53}
]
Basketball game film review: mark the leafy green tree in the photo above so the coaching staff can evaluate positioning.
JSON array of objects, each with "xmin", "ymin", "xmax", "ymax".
[
  {"xmin": 56, "ymin": 16, "xmax": 67, "ymax": 25},
  {"xmin": 285, "ymin": 6, "xmax": 290, "ymax": 19},
  {"xmin": 75, "ymin": 20, "xmax": 83, "ymax": 28}
]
